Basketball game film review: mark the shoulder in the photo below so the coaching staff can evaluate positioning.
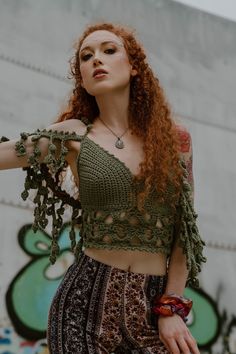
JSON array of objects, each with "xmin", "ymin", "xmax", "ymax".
[
  {"xmin": 47, "ymin": 118, "xmax": 88, "ymax": 136},
  {"xmin": 172, "ymin": 122, "xmax": 193, "ymax": 167},
  {"xmin": 174, "ymin": 124, "xmax": 194, "ymax": 197},
  {"xmin": 174, "ymin": 124, "xmax": 193, "ymax": 178},
  {"xmin": 174, "ymin": 123, "xmax": 192, "ymax": 155}
]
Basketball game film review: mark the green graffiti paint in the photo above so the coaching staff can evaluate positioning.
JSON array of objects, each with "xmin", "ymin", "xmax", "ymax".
[
  {"xmin": 185, "ymin": 287, "xmax": 221, "ymax": 348},
  {"xmin": 6, "ymin": 223, "xmax": 80, "ymax": 340}
]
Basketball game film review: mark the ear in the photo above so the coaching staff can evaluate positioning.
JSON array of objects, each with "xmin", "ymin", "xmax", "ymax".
[
  {"xmin": 131, "ymin": 69, "xmax": 138, "ymax": 77},
  {"xmin": 81, "ymin": 80, "xmax": 84, "ymax": 88}
]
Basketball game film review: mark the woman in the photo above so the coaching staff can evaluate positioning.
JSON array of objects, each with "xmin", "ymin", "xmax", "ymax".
[{"xmin": 0, "ymin": 23, "xmax": 206, "ymax": 353}]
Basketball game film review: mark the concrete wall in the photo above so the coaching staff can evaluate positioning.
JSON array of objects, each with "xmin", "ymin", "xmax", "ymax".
[{"xmin": 0, "ymin": 0, "xmax": 235, "ymax": 353}]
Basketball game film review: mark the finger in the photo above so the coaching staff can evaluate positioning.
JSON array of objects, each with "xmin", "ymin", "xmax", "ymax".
[
  {"xmin": 159, "ymin": 338, "xmax": 172, "ymax": 354},
  {"xmin": 159, "ymin": 333, "xmax": 172, "ymax": 353},
  {"xmin": 164, "ymin": 338, "xmax": 180, "ymax": 354},
  {"xmin": 176, "ymin": 337, "xmax": 190, "ymax": 354},
  {"xmin": 185, "ymin": 335, "xmax": 200, "ymax": 354},
  {"xmin": 159, "ymin": 334, "xmax": 179, "ymax": 354}
]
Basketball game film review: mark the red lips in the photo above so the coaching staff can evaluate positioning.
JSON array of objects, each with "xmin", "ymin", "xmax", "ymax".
[{"xmin": 93, "ymin": 69, "xmax": 108, "ymax": 77}]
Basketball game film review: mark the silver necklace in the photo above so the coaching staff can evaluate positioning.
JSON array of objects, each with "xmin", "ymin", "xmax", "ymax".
[{"xmin": 98, "ymin": 117, "xmax": 129, "ymax": 149}]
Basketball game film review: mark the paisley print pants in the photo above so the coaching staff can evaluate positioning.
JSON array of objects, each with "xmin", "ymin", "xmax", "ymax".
[{"xmin": 47, "ymin": 252, "xmax": 169, "ymax": 353}]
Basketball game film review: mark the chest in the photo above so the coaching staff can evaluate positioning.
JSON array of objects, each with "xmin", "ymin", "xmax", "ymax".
[
  {"xmin": 77, "ymin": 136, "xmax": 138, "ymax": 209},
  {"xmin": 68, "ymin": 131, "xmax": 145, "ymax": 188}
]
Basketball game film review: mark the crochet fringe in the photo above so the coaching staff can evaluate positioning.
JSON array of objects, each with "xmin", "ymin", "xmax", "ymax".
[
  {"xmin": 0, "ymin": 132, "xmax": 206, "ymax": 287},
  {"xmin": 177, "ymin": 160, "xmax": 206, "ymax": 287},
  {"xmin": 1, "ymin": 126, "xmax": 92, "ymax": 264}
]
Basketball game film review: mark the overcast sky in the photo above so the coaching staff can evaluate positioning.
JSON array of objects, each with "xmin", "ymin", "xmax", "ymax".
[{"xmin": 173, "ymin": 0, "xmax": 236, "ymax": 22}]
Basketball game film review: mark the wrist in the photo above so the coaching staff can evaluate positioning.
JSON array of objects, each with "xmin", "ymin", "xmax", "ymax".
[
  {"xmin": 164, "ymin": 291, "xmax": 184, "ymax": 297},
  {"xmin": 152, "ymin": 293, "xmax": 192, "ymax": 322}
]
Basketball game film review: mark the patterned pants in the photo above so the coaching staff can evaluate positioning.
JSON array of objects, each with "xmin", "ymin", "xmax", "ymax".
[{"xmin": 48, "ymin": 252, "xmax": 169, "ymax": 353}]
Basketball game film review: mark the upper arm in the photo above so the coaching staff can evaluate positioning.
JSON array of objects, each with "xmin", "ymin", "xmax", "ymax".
[
  {"xmin": 47, "ymin": 119, "xmax": 87, "ymax": 158},
  {"xmin": 47, "ymin": 119, "xmax": 87, "ymax": 137},
  {"xmin": 0, "ymin": 119, "xmax": 87, "ymax": 170},
  {"xmin": 47, "ymin": 120, "xmax": 88, "ymax": 180},
  {"xmin": 176, "ymin": 124, "xmax": 194, "ymax": 202}
]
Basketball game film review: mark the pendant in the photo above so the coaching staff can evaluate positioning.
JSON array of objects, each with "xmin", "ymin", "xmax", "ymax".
[{"xmin": 115, "ymin": 138, "xmax": 124, "ymax": 149}]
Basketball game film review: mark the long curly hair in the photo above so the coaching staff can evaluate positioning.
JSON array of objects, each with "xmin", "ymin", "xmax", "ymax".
[{"xmin": 57, "ymin": 23, "xmax": 183, "ymax": 208}]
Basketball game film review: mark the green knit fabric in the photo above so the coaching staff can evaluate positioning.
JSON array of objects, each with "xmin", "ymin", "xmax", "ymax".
[{"xmin": 0, "ymin": 122, "xmax": 206, "ymax": 287}]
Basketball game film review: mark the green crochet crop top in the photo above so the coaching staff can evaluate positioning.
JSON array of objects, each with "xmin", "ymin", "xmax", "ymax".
[{"xmin": 0, "ymin": 121, "xmax": 206, "ymax": 287}]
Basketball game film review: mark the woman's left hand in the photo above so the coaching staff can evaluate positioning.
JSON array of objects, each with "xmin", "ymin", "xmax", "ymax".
[{"xmin": 157, "ymin": 314, "xmax": 200, "ymax": 354}]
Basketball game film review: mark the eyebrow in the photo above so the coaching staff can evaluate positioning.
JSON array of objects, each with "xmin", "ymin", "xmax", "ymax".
[{"xmin": 80, "ymin": 40, "xmax": 123, "ymax": 53}]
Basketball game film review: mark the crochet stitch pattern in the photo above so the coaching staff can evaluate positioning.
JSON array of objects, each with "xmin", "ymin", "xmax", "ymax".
[{"xmin": 0, "ymin": 122, "xmax": 206, "ymax": 286}]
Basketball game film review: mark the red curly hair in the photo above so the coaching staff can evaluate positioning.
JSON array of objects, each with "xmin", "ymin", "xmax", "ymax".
[{"xmin": 57, "ymin": 23, "xmax": 183, "ymax": 208}]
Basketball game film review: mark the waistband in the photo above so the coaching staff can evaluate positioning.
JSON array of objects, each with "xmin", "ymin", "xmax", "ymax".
[{"xmin": 81, "ymin": 251, "xmax": 168, "ymax": 280}]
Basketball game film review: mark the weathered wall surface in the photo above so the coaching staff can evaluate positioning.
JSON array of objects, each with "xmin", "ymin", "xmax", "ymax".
[{"xmin": 0, "ymin": 0, "xmax": 235, "ymax": 353}]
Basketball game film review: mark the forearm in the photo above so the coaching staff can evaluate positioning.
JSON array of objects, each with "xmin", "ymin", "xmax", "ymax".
[
  {"xmin": 0, "ymin": 139, "xmax": 29, "ymax": 170},
  {"xmin": 165, "ymin": 241, "xmax": 189, "ymax": 296},
  {"xmin": 0, "ymin": 135, "xmax": 53, "ymax": 170},
  {"xmin": 0, "ymin": 120, "xmax": 83, "ymax": 171}
]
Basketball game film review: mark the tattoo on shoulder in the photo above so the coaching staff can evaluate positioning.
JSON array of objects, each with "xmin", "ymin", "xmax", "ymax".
[{"xmin": 178, "ymin": 127, "xmax": 191, "ymax": 154}]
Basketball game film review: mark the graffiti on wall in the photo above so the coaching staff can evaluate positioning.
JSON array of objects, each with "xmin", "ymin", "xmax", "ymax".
[
  {"xmin": 6, "ymin": 224, "xmax": 77, "ymax": 339},
  {"xmin": 0, "ymin": 224, "xmax": 236, "ymax": 353},
  {"xmin": 0, "ymin": 328, "xmax": 48, "ymax": 354}
]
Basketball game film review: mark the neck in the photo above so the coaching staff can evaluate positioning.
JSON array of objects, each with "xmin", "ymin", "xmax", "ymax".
[{"xmin": 94, "ymin": 86, "xmax": 130, "ymax": 131}]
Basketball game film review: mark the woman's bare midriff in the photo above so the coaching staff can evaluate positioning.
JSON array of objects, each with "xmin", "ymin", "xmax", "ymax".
[{"xmin": 84, "ymin": 247, "xmax": 167, "ymax": 276}]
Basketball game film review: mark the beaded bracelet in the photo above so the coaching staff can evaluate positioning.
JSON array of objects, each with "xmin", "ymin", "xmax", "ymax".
[{"xmin": 152, "ymin": 293, "xmax": 193, "ymax": 322}]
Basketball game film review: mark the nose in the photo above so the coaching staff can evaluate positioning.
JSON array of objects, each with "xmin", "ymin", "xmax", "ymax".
[{"xmin": 93, "ymin": 57, "xmax": 102, "ymax": 67}]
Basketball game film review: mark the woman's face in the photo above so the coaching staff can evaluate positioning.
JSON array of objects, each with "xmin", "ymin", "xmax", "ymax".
[{"xmin": 79, "ymin": 30, "xmax": 133, "ymax": 96}]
